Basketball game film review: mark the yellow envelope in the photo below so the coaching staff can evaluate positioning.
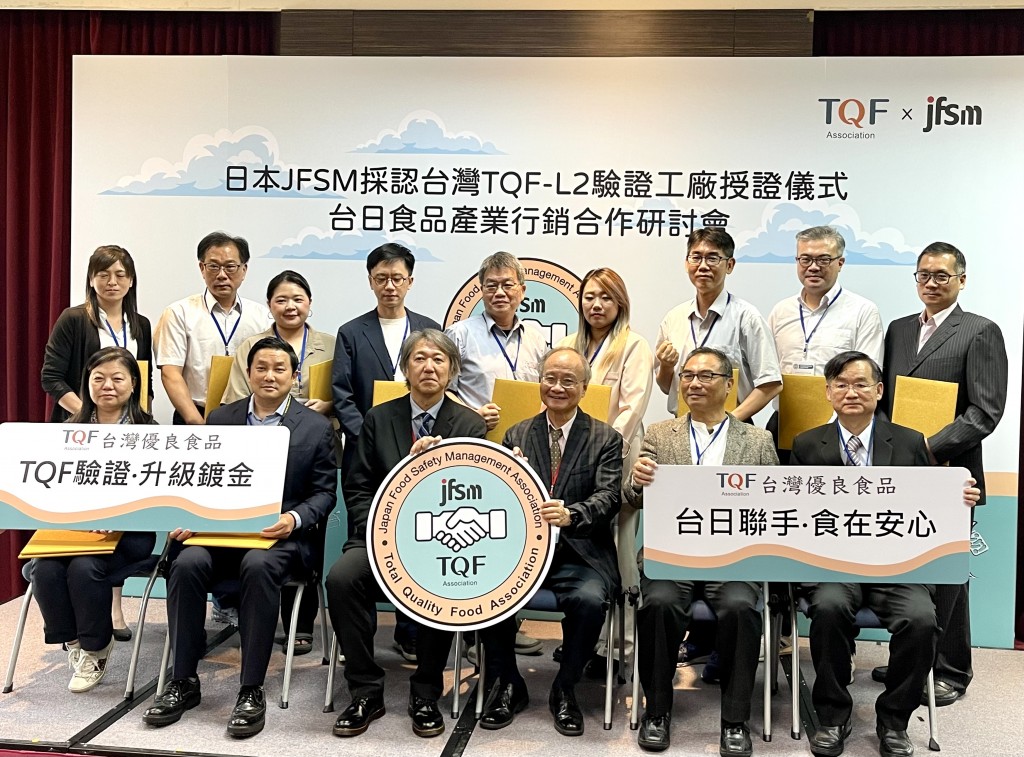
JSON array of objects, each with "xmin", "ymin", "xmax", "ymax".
[
  {"xmin": 20, "ymin": 529, "xmax": 122, "ymax": 559},
  {"xmin": 892, "ymin": 375, "xmax": 959, "ymax": 439},
  {"xmin": 307, "ymin": 360, "xmax": 333, "ymax": 402},
  {"xmin": 183, "ymin": 533, "xmax": 277, "ymax": 550},
  {"xmin": 777, "ymin": 374, "xmax": 834, "ymax": 450},
  {"xmin": 205, "ymin": 355, "xmax": 235, "ymax": 418},
  {"xmin": 677, "ymin": 368, "xmax": 739, "ymax": 418},
  {"xmin": 487, "ymin": 379, "xmax": 611, "ymax": 444},
  {"xmin": 138, "ymin": 359, "xmax": 150, "ymax": 412}
]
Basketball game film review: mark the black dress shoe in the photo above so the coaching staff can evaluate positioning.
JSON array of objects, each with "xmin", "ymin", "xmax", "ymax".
[
  {"xmin": 876, "ymin": 722, "xmax": 915, "ymax": 757},
  {"xmin": 112, "ymin": 626, "xmax": 133, "ymax": 642},
  {"xmin": 809, "ymin": 720, "xmax": 852, "ymax": 757},
  {"xmin": 584, "ymin": 653, "xmax": 621, "ymax": 680},
  {"xmin": 637, "ymin": 713, "xmax": 670, "ymax": 752},
  {"xmin": 480, "ymin": 682, "xmax": 529, "ymax": 730},
  {"xmin": 720, "ymin": 722, "xmax": 752, "ymax": 757},
  {"xmin": 332, "ymin": 696, "xmax": 386, "ymax": 737},
  {"xmin": 227, "ymin": 685, "xmax": 266, "ymax": 738},
  {"xmin": 872, "ymin": 665, "xmax": 888, "ymax": 683},
  {"xmin": 409, "ymin": 696, "xmax": 445, "ymax": 738},
  {"xmin": 922, "ymin": 679, "xmax": 961, "ymax": 707},
  {"xmin": 142, "ymin": 678, "xmax": 202, "ymax": 727},
  {"xmin": 549, "ymin": 686, "xmax": 584, "ymax": 737}
]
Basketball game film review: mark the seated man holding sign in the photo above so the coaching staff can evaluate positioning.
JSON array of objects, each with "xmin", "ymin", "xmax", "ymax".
[
  {"xmin": 627, "ymin": 347, "xmax": 776, "ymax": 757},
  {"xmin": 325, "ymin": 329, "xmax": 486, "ymax": 739},
  {"xmin": 142, "ymin": 337, "xmax": 336, "ymax": 737},
  {"xmin": 791, "ymin": 351, "xmax": 979, "ymax": 757}
]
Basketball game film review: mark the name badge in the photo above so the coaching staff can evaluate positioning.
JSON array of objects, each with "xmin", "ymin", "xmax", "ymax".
[{"xmin": 793, "ymin": 363, "xmax": 815, "ymax": 375}]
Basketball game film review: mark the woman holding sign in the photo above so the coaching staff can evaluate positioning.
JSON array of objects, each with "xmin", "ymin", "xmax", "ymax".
[
  {"xmin": 32, "ymin": 347, "xmax": 157, "ymax": 692},
  {"xmin": 559, "ymin": 267, "xmax": 654, "ymax": 672}
]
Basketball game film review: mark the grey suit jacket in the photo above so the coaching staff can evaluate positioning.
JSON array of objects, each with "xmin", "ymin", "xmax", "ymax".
[{"xmin": 881, "ymin": 305, "xmax": 1007, "ymax": 504}]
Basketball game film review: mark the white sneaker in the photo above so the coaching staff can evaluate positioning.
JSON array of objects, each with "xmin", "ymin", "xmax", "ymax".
[
  {"xmin": 67, "ymin": 645, "xmax": 83, "ymax": 671},
  {"xmin": 69, "ymin": 639, "xmax": 113, "ymax": 693}
]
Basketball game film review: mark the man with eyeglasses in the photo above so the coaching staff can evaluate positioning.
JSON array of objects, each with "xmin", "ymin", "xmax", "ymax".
[
  {"xmin": 791, "ymin": 350, "xmax": 981, "ymax": 757},
  {"xmin": 476, "ymin": 346, "xmax": 622, "ymax": 737},
  {"xmin": 628, "ymin": 347, "xmax": 776, "ymax": 756},
  {"xmin": 874, "ymin": 243, "xmax": 1007, "ymax": 708},
  {"xmin": 655, "ymin": 228, "xmax": 781, "ymax": 421},
  {"xmin": 154, "ymin": 231, "xmax": 270, "ymax": 425},
  {"xmin": 444, "ymin": 251, "xmax": 546, "ymax": 430}
]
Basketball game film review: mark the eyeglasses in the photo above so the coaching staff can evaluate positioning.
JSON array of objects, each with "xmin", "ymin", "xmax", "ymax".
[
  {"xmin": 679, "ymin": 370, "xmax": 730, "ymax": 384},
  {"xmin": 482, "ymin": 281, "xmax": 520, "ymax": 294},
  {"xmin": 685, "ymin": 253, "xmax": 728, "ymax": 267},
  {"xmin": 203, "ymin": 263, "xmax": 242, "ymax": 275},
  {"xmin": 796, "ymin": 255, "xmax": 842, "ymax": 268},
  {"xmin": 371, "ymin": 274, "xmax": 409, "ymax": 286},
  {"xmin": 913, "ymin": 271, "xmax": 959, "ymax": 285},
  {"xmin": 829, "ymin": 381, "xmax": 878, "ymax": 393},
  {"xmin": 541, "ymin": 375, "xmax": 580, "ymax": 389}
]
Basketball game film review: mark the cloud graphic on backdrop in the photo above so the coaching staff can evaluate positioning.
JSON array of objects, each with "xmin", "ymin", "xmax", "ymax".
[
  {"xmin": 353, "ymin": 111, "xmax": 503, "ymax": 155},
  {"xmin": 734, "ymin": 203, "xmax": 917, "ymax": 265},
  {"xmin": 101, "ymin": 127, "xmax": 340, "ymax": 197},
  {"xmin": 262, "ymin": 227, "xmax": 441, "ymax": 262}
]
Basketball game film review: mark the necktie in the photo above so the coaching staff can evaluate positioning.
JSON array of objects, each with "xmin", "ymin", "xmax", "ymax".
[
  {"xmin": 846, "ymin": 434, "xmax": 865, "ymax": 466},
  {"xmin": 415, "ymin": 412, "xmax": 434, "ymax": 439},
  {"xmin": 549, "ymin": 426, "xmax": 563, "ymax": 483}
]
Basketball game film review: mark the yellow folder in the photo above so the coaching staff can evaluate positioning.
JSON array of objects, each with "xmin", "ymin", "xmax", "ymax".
[
  {"xmin": 205, "ymin": 355, "xmax": 235, "ymax": 418},
  {"xmin": 891, "ymin": 375, "xmax": 959, "ymax": 439},
  {"xmin": 777, "ymin": 374, "xmax": 834, "ymax": 450},
  {"xmin": 182, "ymin": 533, "xmax": 277, "ymax": 550},
  {"xmin": 307, "ymin": 360, "xmax": 333, "ymax": 402},
  {"xmin": 373, "ymin": 380, "xmax": 409, "ymax": 406},
  {"xmin": 487, "ymin": 379, "xmax": 612, "ymax": 444},
  {"xmin": 677, "ymin": 368, "xmax": 739, "ymax": 418},
  {"xmin": 138, "ymin": 359, "xmax": 150, "ymax": 412},
  {"xmin": 19, "ymin": 529, "xmax": 122, "ymax": 559}
]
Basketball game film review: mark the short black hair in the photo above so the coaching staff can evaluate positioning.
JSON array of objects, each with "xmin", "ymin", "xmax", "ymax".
[
  {"xmin": 824, "ymin": 351, "xmax": 881, "ymax": 384},
  {"xmin": 246, "ymin": 336, "xmax": 298, "ymax": 373},
  {"xmin": 683, "ymin": 346, "xmax": 733, "ymax": 376},
  {"xmin": 918, "ymin": 241, "xmax": 966, "ymax": 275},
  {"xmin": 197, "ymin": 231, "xmax": 251, "ymax": 264},
  {"xmin": 686, "ymin": 228, "xmax": 735, "ymax": 258},
  {"xmin": 366, "ymin": 242, "xmax": 415, "ymax": 275},
  {"xmin": 266, "ymin": 270, "xmax": 311, "ymax": 300}
]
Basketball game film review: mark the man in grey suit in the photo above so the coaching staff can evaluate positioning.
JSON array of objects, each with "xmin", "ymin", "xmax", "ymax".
[
  {"xmin": 477, "ymin": 346, "xmax": 622, "ymax": 737},
  {"xmin": 878, "ymin": 242, "xmax": 1007, "ymax": 705},
  {"xmin": 627, "ymin": 347, "xmax": 778, "ymax": 757}
]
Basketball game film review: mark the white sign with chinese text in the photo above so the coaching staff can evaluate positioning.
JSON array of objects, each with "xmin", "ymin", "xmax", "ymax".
[
  {"xmin": 0, "ymin": 423, "xmax": 288, "ymax": 532},
  {"xmin": 643, "ymin": 465, "xmax": 972, "ymax": 584}
]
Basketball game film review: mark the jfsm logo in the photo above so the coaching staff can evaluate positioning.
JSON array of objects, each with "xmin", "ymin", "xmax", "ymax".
[
  {"xmin": 368, "ymin": 438, "xmax": 555, "ymax": 631},
  {"xmin": 923, "ymin": 95, "xmax": 982, "ymax": 133}
]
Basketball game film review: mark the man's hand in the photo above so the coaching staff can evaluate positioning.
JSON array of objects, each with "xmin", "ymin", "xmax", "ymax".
[
  {"xmin": 410, "ymin": 435, "xmax": 443, "ymax": 456},
  {"xmin": 540, "ymin": 499, "xmax": 571, "ymax": 527},
  {"xmin": 510, "ymin": 445, "xmax": 529, "ymax": 464},
  {"xmin": 962, "ymin": 478, "xmax": 980, "ymax": 507},
  {"xmin": 169, "ymin": 528, "xmax": 194, "ymax": 542},
  {"xmin": 303, "ymin": 398, "xmax": 333, "ymax": 416},
  {"xmin": 655, "ymin": 341, "xmax": 679, "ymax": 369},
  {"xmin": 632, "ymin": 457, "xmax": 658, "ymax": 488},
  {"xmin": 477, "ymin": 402, "xmax": 501, "ymax": 431},
  {"xmin": 261, "ymin": 513, "xmax": 296, "ymax": 539},
  {"xmin": 925, "ymin": 437, "xmax": 939, "ymax": 465}
]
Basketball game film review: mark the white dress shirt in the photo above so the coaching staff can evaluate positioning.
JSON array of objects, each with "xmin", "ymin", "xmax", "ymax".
[
  {"xmin": 687, "ymin": 415, "xmax": 730, "ymax": 466},
  {"xmin": 96, "ymin": 308, "xmax": 140, "ymax": 357},
  {"xmin": 918, "ymin": 301, "xmax": 958, "ymax": 352}
]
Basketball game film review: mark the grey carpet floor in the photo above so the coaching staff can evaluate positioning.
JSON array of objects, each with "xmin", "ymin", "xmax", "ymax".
[{"xmin": 1, "ymin": 594, "xmax": 1022, "ymax": 756}]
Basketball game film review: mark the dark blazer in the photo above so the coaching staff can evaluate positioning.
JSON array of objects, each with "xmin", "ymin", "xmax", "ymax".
[
  {"xmin": 332, "ymin": 308, "xmax": 441, "ymax": 443},
  {"xmin": 344, "ymin": 393, "xmax": 487, "ymax": 547},
  {"xmin": 502, "ymin": 410, "xmax": 623, "ymax": 598},
  {"xmin": 881, "ymin": 305, "xmax": 1007, "ymax": 504},
  {"xmin": 791, "ymin": 417, "xmax": 929, "ymax": 469},
  {"xmin": 207, "ymin": 397, "xmax": 337, "ymax": 569},
  {"xmin": 41, "ymin": 304, "xmax": 153, "ymax": 422}
]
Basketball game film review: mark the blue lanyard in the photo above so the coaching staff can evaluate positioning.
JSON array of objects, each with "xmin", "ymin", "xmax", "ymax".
[
  {"xmin": 274, "ymin": 324, "xmax": 309, "ymax": 385},
  {"xmin": 588, "ymin": 335, "xmax": 608, "ymax": 365},
  {"xmin": 690, "ymin": 419, "xmax": 727, "ymax": 466},
  {"xmin": 392, "ymin": 316, "xmax": 410, "ymax": 376},
  {"xmin": 104, "ymin": 318, "xmax": 127, "ymax": 349},
  {"xmin": 798, "ymin": 289, "xmax": 842, "ymax": 356},
  {"xmin": 837, "ymin": 422, "xmax": 873, "ymax": 466},
  {"xmin": 205, "ymin": 290, "xmax": 241, "ymax": 355},
  {"xmin": 489, "ymin": 315, "xmax": 521, "ymax": 378},
  {"xmin": 690, "ymin": 293, "xmax": 730, "ymax": 349}
]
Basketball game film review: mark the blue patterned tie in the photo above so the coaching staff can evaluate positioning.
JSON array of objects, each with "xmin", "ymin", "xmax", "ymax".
[{"xmin": 415, "ymin": 412, "xmax": 434, "ymax": 439}]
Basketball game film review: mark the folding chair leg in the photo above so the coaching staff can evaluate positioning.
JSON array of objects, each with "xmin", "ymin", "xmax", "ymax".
[
  {"xmin": 157, "ymin": 632, "xmax": 172, "ymax": 696},
  {"xmin": 124, "ymin": 552, "xmax": 165, "ymax": 700},
  {"xmin": 790, "ymin": 593, "xmax": 801, "ymax": 740},
  {"xmin": 617, "ymin": 591, "xmax": 627, "ymax": 685},
  {"xmin": 323, "ymin": 633, "xmax": 338, "ymax": 713},
  {"xmin": 630, "ymin": 595, "xmax": 641, "ymax": 730},
  {"xmin": 452, "ymin": 631, "xmax": 463, "ymax": 719},
  {"xmin": 280, "ymin": 583, "xmax": 304, "ymax": 709},
  {"xmin": 604, "ymin": 603, "xmax": 614, "ymax": 729},
  {"xmin": 926, "ymin": 668, "xmax": 940, "ymax": 751},
  {"xmin": 474, "ymin": 639, "xmax": 485, "ymax": 719},
  {"xmin": 761, "ymin": 582, "xmax": 772, "ymax": 742},
  {"xmin": 317, "ymin": 581, "xmax": 330, "ymax": 665},
  {"xmin": 3, "ymin": 583, "xmax": 34, "ymax": 693}
]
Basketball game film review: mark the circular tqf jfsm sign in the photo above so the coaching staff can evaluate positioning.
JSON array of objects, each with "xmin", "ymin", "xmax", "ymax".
[{"xmin": 367, "ymin": 438, "xmax": 555, "ymax": 632}]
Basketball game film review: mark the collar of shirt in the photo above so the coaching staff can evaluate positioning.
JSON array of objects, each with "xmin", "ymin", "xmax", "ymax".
[
  {"xmin": 687, "ymin": 414, "xmax": 730, "ymax": 465},
  {"xmin": 483, "ymin": 310, "xmax": 524, "ymax": 338},
  {"xmin": 203, "ymin": 288, "xmax": 243, "ymax": 315},
  {"xmin": 546, "ymin": 410, "xmax": 577, "ymax": 454},
  {"xmin": 410, "ymin": 395, "xmax": 445, "ymax": 422},
  {"xmin": 246, "ymin": 394, "xmax": 290, "ymax": 425},
  {"xmin": 836, "ymin": 418, "xmax": 875, "ymax": 461},
  {"xmin": 919, "ymin": 301, "xmax": 957, "ymax": 331},
  {"xmin": 687, "ymin": 288, "xmax": 731, "ymax": 323},
  {"xmin": 798, "ymin": 281, "xmax": 842, "ymax": 312}
]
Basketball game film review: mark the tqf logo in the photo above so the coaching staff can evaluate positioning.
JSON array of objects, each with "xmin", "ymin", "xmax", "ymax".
[
  {"xmin": 923, "ymin": 96, "xmax": 983, "ymax": 133},
  {"xmin": 820, "ymin": 98, "xmax": 889, "ymax": 128},
  {"xmin": 438, "ymin": 478, "xmax": 483, "ymax": 507}
]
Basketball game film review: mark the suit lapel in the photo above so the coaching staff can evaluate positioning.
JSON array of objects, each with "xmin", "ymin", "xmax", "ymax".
[
  {"xmin": 387, "ymin": 399, "xmax": 413, "ymax": 458},
  {"xmin": 870, "ymin": 419, "xmax": 894, "ymax": 466},
  {"xmin": 528, "ymin": 415, "xmax": 553, "ymax": 490},
  {"xmin": 720, "ymin": 416, "xmax": 745, "ymax": 465},
  {"xmin": 909, "ymin": 305, "xmax": 962, "ymax": 372},
  {"xmin": 820, "ymin": 421, "xmax": 845, "ymax": 466},
  {"xmin": 432, "ymin": 398, "xmax": 459, "ymax": 439},
  {"xmin": 361, "ymin": 310, "xmax": 396, "ymax": 377},
  {"xmin": 553, "ymin": 413, "xmax": 589, "ymax": 499},
  {"xmin": 674, "ymin": 416, "xmax": 694, "ymax": 466}
]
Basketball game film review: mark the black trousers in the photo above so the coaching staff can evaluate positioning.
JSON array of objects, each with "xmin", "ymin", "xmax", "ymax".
[
  {"xmin": 33, "ymin": 531, "xmax": 156, "ymax": 651},
  {"xmin": 933, "ymin": 581, "xmax": 972, "ymax": 692},
  {"xmin": 167, "ymin": 542, "xmax": 302, "ymax": 686},
  {"xmin": 802, "ymin": 582, "xmax": 937, "ymax": 730},
  {"xmin": 480, "ymin": 551, "xmax": 608, "ymax": 693},
  {"xmin": 325, "ymin": 545, "xmax": 452, "ymax": 701},
  {"xmin": 638, "ymin": 579, "xmax": 761, "ymax": 723}
]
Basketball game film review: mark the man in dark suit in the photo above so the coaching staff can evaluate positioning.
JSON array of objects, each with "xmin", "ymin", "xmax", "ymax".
[
  {"xmin": 878, "ymin": 242, "xmax": 1007, "ymax": 705},
  {"xmin": 142, "ymin": 337, "xmax": 336, "ymax": 738},
  {"xmin": 476, "ymin": 346, "xmax": 622, "ymax": 737},
  {"xmin": 627, "ymin": 347, "xmax": 776, "ymax": 757},
  {"xmin": 325, "ymin": 329, "xmax": 487, "ymax": 739},
  {"xmin": 793, "ymin": 350, "xmax": 978, "ymax": 757}
]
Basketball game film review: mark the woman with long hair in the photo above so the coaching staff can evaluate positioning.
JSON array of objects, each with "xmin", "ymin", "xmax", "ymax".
[
  {"xmin": 32, "ymin": 348, "xmax": 157, "ymax": 692},
  {"xmin": 560, "ymin": 267, "xmax": 654, "ymax": 669}
]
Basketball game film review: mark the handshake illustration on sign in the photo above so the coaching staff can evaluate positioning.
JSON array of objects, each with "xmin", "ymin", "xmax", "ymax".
[{"xmin": 416, "ymin": 507, "xmax": 507, "ymax": 552}]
